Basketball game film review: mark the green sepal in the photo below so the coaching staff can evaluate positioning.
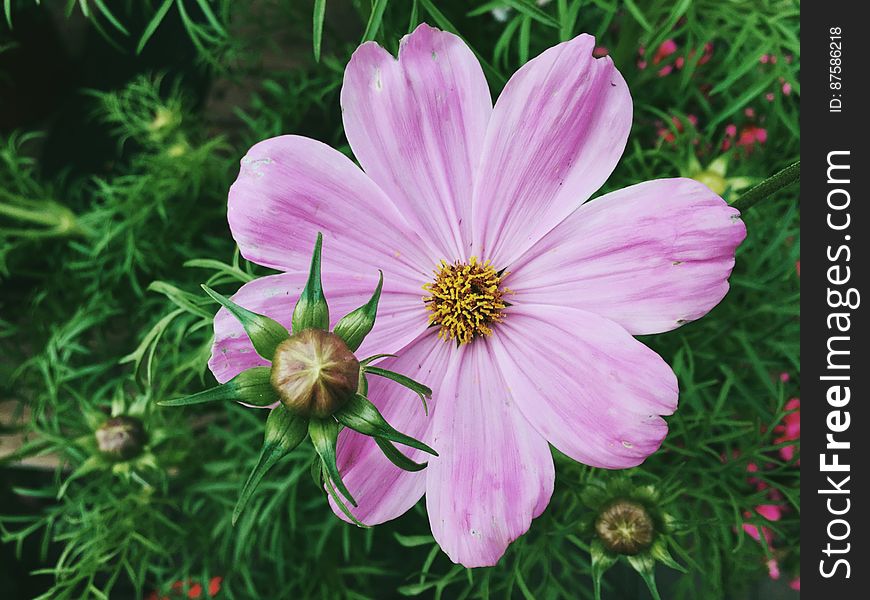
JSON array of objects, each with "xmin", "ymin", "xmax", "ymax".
[
  {"xmin": 310, "ymin": 456, "xmax": 323, "ymax": 488},
  {"xmin": 590, "ymin": 539, "xmax": 618, "ymax": 600},
  {"xmin": 335, "ymin": 394, "xmax": 437, "ymax": 456},
  {"xmin": 202, "ymin": 285, "xmax": 289, "ymax": 360},
  {"xmin": 333, "ymin": 271, "xmax": 382, "ymax": 351},
  {"xmin": 579, "ymin": 482, "xmax": 610, "ymax": 511},
  {"xmin": 364, "ymin": 366, "xmax": 432, "ymax": 415},
  {"xmin": 359, "ymin": 353, "xmax": 396, "ymax": 366},
  {"xmin": 159, "ymin": 367, "xmax": 277, "ymax": 407},
  {"xmin": 626, "ymin": 553, "xmax": 662, "ymax": 600},
  {"xmin": 650, "ymin": 538, "xmax": 687, "ymax": 573},
  {"xmin": 292, "ymin": 233, "xmax": 330, "ymax": 332},
  {"xmin": 309, "ymin": 417, "xmax": 357, "ymax": 507},
  {"xmin": 233, "ymin": 405, "xmax": 308, "ymax": 525},
  {"xmin": 320, "ymin": 462, "xmax": 369, "ymax": 528},
  {"xmin": 375, "ymin": 437, "xmax": 428, "ymax": 472},
  {"xmin": 357, "ymin": 368, "xmax": 368, "ymax": 397}
]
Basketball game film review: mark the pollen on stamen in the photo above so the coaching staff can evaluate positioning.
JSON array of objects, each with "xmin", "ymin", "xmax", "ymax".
[{"xmin": 422, "ymin": 256, "xmax": 509, "ymax": 345}]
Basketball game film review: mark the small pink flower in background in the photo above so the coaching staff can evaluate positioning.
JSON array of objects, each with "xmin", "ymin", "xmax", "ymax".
[
  {"xmin": 779, "ymin": 372, "xmax": 790, "ymax": 383},
  {"xmin": 145, "ymin": 576, "xmax": 222, "ymax": 600},
  {"xmin": 739, "ymin": 125, "xmax": 767, "ymax": 147},
  {"xmin": 657, "ymin": 114, "xmax": 698, "ymax": 144},
  {"xmin": 681, "ymin": 42, "xmax": 713, "ymax": 70},
  {"xmin": 641, "ymin": 39, "xmax": 712, "ymax": 77},
  {"xmin": 724, "ymin": 124, "xmax": 767, "ymax": 153},
  {"xmin": 782, "ymin": 81, "xmax": 793, "ymax": 95},
  {"xmin": 740, "ymin": 397, "xmax": 800, "ymax": 585},
  {"xmin": 789, "ymin": 577, "xmax": 800, "ymax": 590},
  {"xmin": 653, "ymin": 39, "xmax": 677, "ymax": 64},
  {"xmin": 593, "ymin": 46, "xmax": 609, "ymax": 57},
  {"xmin": 212, "ymin": 25, "xmax": 745, "ymax": 567},
  {"xmin": 767, "ymin": 558, "xmax": 781, "ymax": 580},
  {"xmin": 773, "ymin": 398, "xmax": 800, "ymax": 462},
  {"xmin": 652, "ymin": 39, "xmax": 677, "ymax": 77},
  {"xmin": 742, "ymin": 502, "xmax": 784, "ymax": 577},
  {"xmin": 698, "ymin": 42, "xmax": 714, "ymax": 65}
]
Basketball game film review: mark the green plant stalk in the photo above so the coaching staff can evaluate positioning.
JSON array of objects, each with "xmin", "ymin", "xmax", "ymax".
[
  {"xmin": 0, "ymin": 199, "xmax": 83, "ymax": 236},
  {"xmin": 732, "ymin": 161, "xmax": 800, "ymax": 212}
]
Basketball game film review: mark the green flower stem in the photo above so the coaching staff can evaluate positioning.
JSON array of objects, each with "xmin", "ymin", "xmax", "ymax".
[
  {"xmin": 0, "ymin": 198, "xmax": 83, "ymax": 237},
  {"xmin": 732, "ymin": 160, "xmax": 800, "ymax": 212}
]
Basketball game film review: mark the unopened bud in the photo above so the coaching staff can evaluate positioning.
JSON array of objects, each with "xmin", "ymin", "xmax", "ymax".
[
  {"xmin": 95, "ymin": 416, "xmax": 147, "ymax": 460},
  {"xmin": 594, "ymin": 499, "xmax": 655, "ymax": 555},
  {"xmin": 149, "ymin": 107, "xmax": 176, "ymax": 132},
  {"xmin": 270, "ymin": 329, "xmax": 359, "ymax": 418},
  {"xmin": 692, "ymin": 170, "xmax": 728, "ymax": 195}
]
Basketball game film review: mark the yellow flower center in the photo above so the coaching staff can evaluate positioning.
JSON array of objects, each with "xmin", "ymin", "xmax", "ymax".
[{"xmin": 423, "ymin": 257, "xmax": 508, "ymax": 345}]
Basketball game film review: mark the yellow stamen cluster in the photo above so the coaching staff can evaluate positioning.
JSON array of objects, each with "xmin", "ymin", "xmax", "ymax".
[{"xmin": 423, "ymin": 257, "xmax": 508, "ymax": 345}]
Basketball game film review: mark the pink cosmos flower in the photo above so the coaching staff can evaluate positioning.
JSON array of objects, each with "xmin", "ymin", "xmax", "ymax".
[{"xmin": 209, "ymin": 24, "xmax": 746, "ymax": 566}]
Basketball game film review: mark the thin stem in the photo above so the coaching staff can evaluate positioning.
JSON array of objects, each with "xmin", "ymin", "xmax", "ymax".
[
  {"xmin": 0, "ymin": 200, "xmax": 66, "ymax": 226},
  {"xmin": 732, "ymin": 161, "xmax": 800, "ymax": 212},
  {"xmin": 0, "ymin": 197, "xmax": 86, "ymax": 237}
]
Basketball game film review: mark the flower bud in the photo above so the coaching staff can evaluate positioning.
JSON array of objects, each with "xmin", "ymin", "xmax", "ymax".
[
  {"xmin": 95, "ymin": 416, "xmax": 147, "ymax": 460},
  {"xmin": 149, "ymin": 107, "xmax": 178, "ymax": 133},
  {"xmin": 692, "ymin": 170, "xmax": 728, "ymax": 195},
  {"xmin": 594, "ymin": 499, "xmax": 655, "ymax": 555},
  {"xmin": 270, "ymin": 329, "xmax": 360, "ymax": 418}
]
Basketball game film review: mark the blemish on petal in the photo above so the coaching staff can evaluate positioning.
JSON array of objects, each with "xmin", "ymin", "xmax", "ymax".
[
  {"xmin": 622, "ymin": 441, "xmax": 634, "ymax": 449},
  {"xmin": 672, "ymin": 260, "xmax": 683, "ymax": 265},
  {"xmin": 374, "ymin": 68, "xmax": 383, "ymax": 91},
  {"xmin": 241, "ymin": 156, "xmax": 273, "ymax": 178}
]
